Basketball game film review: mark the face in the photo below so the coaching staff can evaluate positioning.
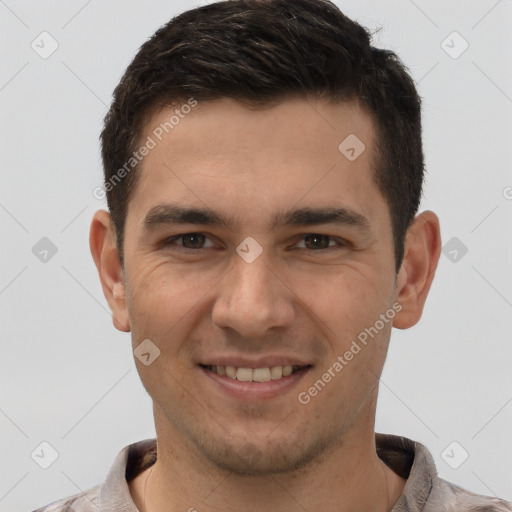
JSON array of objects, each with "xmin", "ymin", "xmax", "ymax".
[{"xmin": 116, "ymin": 97, "xmax": 401, "ymax": 474}]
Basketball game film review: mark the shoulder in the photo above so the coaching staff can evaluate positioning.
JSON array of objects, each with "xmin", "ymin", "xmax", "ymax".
[
  {"xmin": 375, "ymin": 433, "xmax": 512, "ymax": 512},
  {"xmin": 30, "ymin": 439, "xmax": 156, "ymax": 512},
  {"xmin": 426, "ymin": 477, "xmax": 512, "ymax": 512},
  {"xmin": 31, "ymin": 485, "xmax": 99, "ymax": 512}
]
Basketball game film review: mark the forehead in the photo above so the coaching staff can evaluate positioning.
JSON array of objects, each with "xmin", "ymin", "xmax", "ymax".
[
  {"xmin": 141, "ymin": 96, "xmax": 376, "ymax": 160},
  {"xmin": 126, "ymin": 97, "xmax": 386, "ymax": 233}
]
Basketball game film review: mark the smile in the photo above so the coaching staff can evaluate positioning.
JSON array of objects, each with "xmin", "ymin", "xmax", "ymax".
[
  {"xmin": 201, "ymin": 364, "xmax": 308, "ymax": 382},
  {"xmin": 198, "ymin": 363, "xmax": 313, "ymax": 399}
]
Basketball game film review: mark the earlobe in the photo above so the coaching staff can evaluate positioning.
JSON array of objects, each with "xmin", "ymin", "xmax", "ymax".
[
  {"xmin": 89, "ymin": 210, "xmax": 131, "ymax": 333},
  {"xmin": 393, "ymin": 211, "xmax": 441, "ymax": 330}
]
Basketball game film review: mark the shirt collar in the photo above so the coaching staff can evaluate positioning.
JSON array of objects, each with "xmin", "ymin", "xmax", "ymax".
[{"xmin": 376, "ymin": 433, "xmax": 434, "ymax": 511}]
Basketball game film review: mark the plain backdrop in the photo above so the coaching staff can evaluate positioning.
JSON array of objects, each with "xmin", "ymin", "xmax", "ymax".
[{"xmin": 1, "ymin": 1, "xmax": 511, "ymax": 510}]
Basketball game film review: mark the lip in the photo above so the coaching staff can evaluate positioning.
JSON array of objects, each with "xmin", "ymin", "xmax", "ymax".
[{"xmin": 198, "ymin": 364, "xmax": 312, "ymax": 400}]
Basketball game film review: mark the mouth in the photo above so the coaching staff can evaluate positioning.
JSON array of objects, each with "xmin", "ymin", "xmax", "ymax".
[
  {"xmin": 199, "ymin": 364, "xmax": 309, "ymax": 382},
  {"xmin": 198, "ymin": 363, "xmax": 313, "ymax": 400}
]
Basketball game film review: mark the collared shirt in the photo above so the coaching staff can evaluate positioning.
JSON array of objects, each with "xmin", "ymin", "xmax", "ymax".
[{"xmin": 32, "ymin": 433, "xmax": 512, "ymax": 511}]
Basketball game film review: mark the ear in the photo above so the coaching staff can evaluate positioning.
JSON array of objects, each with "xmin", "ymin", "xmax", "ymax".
[
  {"xmin": 393, "ymin": 211, "xmax": 441, "ymax": 329},
  {"xmin": 89, "ymin": 210, "xmax": 131, "ymax": 332}
]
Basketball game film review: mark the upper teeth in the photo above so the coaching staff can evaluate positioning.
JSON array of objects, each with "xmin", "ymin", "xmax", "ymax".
[{"xmin": 208, "ymin": 365, "xmax": 300, "ymax": 382}]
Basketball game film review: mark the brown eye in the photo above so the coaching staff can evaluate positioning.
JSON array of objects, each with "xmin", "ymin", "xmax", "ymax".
[
  {"xmin": 164, "ymin": 233, "xmax": 215, "ymax": 251},
  {"xmin": 180, "ymin": 234, "xmax": 206, "ymax": 249},
  {"xmin": 299, "ymin": 234, "xmax": 336, "ymax": 250}
]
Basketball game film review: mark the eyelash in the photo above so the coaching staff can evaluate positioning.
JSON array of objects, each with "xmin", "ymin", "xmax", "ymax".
[{"xmin": 162, "ymin": 233, "xmax": 348, "ymax": 254}]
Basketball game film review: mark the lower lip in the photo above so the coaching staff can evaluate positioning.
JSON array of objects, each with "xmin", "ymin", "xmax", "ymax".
[{"xmin": 198, "ymin": 365, "xmax": 312, "ymax": 400}]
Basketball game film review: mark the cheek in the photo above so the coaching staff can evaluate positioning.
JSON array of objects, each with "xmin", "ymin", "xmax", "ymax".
[
  {"xmin": 127, "ymin": 259, "xmax": 218, "ymax": 317},
  {"xmin": 299, "ymin": 268, "xmax": 395, "ymax": 387},
  {"xmin": 297, "ymin": 263, "xmax": 392, "ymax": 332}
]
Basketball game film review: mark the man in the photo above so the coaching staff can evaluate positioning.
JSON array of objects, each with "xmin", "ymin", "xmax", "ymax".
[{"xmin": 34, "ymin": 0, "xmax": 511, "ymax": 510}]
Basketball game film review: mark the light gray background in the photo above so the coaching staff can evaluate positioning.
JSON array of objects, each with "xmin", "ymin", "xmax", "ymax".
[{"xmin": 1, "ymin": 1, "xmax": 511, "ymax": 510}]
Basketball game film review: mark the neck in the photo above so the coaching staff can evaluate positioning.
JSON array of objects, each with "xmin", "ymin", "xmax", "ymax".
[{"xmin": 130, "ymin": 406, "xmax": 405, "ymax": 512}]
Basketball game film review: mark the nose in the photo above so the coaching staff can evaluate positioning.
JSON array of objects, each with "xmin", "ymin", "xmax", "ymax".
[{"xmin": 211, "ymin": 251, "xmax": 295, "ymax": 339}]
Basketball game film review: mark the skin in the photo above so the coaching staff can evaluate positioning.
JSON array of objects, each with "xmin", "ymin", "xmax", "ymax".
[{"xmin": 90, "ymin": 97, "xmax": 441, "ymax": 512}]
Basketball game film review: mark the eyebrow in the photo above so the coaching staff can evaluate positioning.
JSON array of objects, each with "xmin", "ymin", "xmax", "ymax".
[{"xmin": 142, "ymin": 203, "xmax": 372, "ymax": 234}]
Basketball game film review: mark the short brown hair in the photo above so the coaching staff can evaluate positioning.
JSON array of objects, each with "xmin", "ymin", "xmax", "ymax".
[{"xmin": 100, "ymin": 0, "xmax": 424, "ymax": 271}]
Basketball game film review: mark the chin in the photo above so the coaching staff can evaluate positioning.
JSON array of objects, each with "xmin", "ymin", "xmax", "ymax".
[{"xmin": 195, "ymin": 431, "xmax": 332, "ymax": 476}]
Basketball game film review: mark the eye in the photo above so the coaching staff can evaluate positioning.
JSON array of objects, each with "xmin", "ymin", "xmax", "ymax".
[
  {"xmin": 295, "ymin": 234, "xmax": 344, "ymax": 251},
  {"xmin": 163, "ymin": 233, "xmax": 215, "ymax": 251}
]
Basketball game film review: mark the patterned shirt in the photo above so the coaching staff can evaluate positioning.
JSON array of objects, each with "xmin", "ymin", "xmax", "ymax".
[{"xmin": 32, "ymin": 433, "xmax": 512, "ymax": 511}]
